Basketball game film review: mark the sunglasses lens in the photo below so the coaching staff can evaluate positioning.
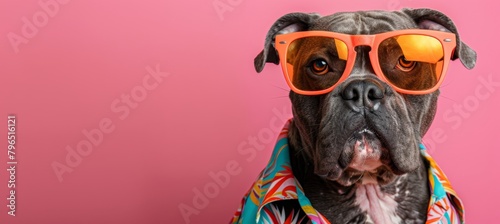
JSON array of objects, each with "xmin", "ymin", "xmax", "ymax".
[
  {"xmin": 378, "ymin": 34, "xmax": 445, "ymax": 91},
  {"xmin": 285, "ymin": 37, "xmax": 348, "ymax": 91}
]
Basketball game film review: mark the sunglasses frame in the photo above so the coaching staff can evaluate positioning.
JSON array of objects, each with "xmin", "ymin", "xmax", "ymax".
[{"xmin": 274, "ymin": 29, "xmax": 457, "ymax": 95}]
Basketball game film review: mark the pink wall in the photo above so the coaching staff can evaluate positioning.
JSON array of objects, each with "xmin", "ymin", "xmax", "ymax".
[{"xmin": 0, "ymin": 0, "xmax": 497, "ymax": 223}]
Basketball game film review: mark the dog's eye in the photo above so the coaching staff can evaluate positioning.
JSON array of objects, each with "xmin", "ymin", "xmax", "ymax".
[
  {"xmin": 311, "ymin": 59, "xmax": 329, "ymax": 75},
  {"xmin": 396, "ymin": 56, "xmax": 416, "ymax": 72}
]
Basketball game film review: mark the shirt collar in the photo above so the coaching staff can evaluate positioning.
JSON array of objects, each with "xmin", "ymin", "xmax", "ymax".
[
  {"xmin": 253, "ymin": 120, "xmax": 329, "ymax": 223},
  {"xmin": 420, "ymin": 144, "xmax": 465, "ymax": 223},
  {"xmin": 245, "ymin": 120, "xmax": 464, "ymax": 224}
]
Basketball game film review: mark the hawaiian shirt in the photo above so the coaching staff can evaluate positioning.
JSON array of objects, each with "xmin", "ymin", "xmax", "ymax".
[{"xmin": 231, "ymin": 120, "xmax": 464, "ymax": 224}]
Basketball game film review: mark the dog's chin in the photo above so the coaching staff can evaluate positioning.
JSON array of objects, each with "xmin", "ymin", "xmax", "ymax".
[{"xmin": 317, "ymin": 129, "xmax": 399, "ymax": 186}]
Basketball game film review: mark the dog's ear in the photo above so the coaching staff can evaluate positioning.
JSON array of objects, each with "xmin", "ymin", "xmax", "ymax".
[
  {"xmin": 402, "ymin": 8, "xmax": 477, "ymax": 69},
  {"xmin": 254, "ymin": 12, "xmax": 321, "ymax": 73}
]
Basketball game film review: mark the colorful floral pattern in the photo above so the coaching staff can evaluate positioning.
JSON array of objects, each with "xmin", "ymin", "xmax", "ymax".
[{"xmin": 231, "ymin": 120, "xmax": 464, "ymax": 224}]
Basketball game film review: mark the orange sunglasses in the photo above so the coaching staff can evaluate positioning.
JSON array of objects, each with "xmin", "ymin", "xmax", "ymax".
[{"xmin": 274, "ymin": 29, "xmax": 457, "ymax": 95}]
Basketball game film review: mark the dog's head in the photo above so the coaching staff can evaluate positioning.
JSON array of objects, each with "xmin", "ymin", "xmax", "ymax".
[{"xmin": 255, "ymin": 9, "xmax": 476, "ymax": 186}]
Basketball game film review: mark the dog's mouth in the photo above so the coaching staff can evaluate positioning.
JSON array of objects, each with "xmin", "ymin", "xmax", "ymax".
[
  {"xmin": 318, "ymin": 127, "xmax": 398, "ymax": 186},
  {"xmin": 349, "ymin": 128, "xmax": 382, "ymax": 171}
]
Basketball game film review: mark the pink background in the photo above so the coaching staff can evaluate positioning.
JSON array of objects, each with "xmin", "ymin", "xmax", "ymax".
[{"xmin": 0, "ymin": 0, "xmax": 497, "ymax": 223}]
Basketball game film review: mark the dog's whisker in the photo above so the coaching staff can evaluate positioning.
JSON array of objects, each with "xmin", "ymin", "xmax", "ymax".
[
  {"xmin": 270, "ymin": 95, "xmax": 289, "ymax": 99},
  {"xmin": 438, "ymin": 94, "xmax": 459, "ymax": 104},
  {"xmin": 271, "ymin": 85, "xmax": 290, "ymax": 92},
  {"xmin": 293, "ymin": 148, "xmax": 305, "ymax": 156},
  {"xmin": 439, "ymin": 80, "xmax": 455, "ymax": 89},
  {"xmin": 352, "ymin": 171, "xmax": 365, "ymax": 184}
]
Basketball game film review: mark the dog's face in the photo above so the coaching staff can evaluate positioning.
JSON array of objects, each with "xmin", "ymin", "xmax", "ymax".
[{"xmin": 255, "ymin": 9, "xmax": 476, "ymax": 186}]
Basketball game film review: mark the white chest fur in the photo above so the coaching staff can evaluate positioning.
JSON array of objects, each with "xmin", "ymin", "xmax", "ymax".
[{"xmin": 355, "ymin": 182, "xmax": 401, "ymax": 224}]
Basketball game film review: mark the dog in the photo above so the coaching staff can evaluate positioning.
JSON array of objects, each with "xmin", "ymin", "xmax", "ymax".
[{"xmin": 232, "ymin": 8, "xmax": 476, "ymax": 224}]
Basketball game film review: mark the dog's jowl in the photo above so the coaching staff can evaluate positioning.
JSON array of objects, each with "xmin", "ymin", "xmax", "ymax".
[{"xmin": 232, "ymin": 8, "xmax": 476, "ymax": 224}]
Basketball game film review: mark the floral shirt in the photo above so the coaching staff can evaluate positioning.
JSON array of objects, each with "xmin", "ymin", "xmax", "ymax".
[{"xmin": 231, "ymin": 120, "xmax": 464, "ymax": 224}]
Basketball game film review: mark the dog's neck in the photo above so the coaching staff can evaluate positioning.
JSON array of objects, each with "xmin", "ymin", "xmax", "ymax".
[{"xmin": 288, "ymin": 123, "xmax": 430, "ymax": 224}]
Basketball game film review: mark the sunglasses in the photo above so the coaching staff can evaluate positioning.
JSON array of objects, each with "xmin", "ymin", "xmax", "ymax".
[{"xmin": 274, "ymin": 29, "xmax": 457, "ymax": 95}]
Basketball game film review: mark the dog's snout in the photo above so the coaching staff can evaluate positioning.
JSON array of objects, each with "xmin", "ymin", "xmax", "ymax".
[{"xmin": 341, "ymin": 79, "xmax": 384, "ymax": 112}]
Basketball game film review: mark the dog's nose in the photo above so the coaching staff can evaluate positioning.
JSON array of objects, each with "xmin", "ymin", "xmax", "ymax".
[{"xmin": 341, "ymin": 79, "xmax": 384, "ymax": 112}]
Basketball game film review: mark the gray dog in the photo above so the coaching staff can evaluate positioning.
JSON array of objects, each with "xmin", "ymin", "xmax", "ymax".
[{"xmin": 232, "ymin": 8, "xmax": 476, "ymax": 224}]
